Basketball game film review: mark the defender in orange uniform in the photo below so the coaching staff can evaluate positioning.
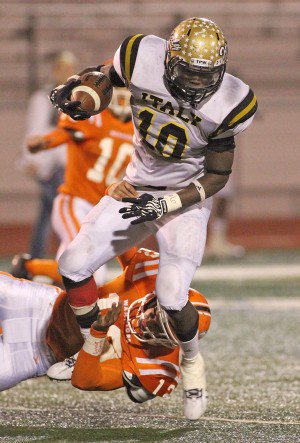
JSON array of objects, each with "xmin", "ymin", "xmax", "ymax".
[
  {"xmin": 2, "ymin": 248, "xmax": 210, "ymax": 420},
  {"xmin": 12, "ymin": 90, "xmax": 134, "ymax": 284}
]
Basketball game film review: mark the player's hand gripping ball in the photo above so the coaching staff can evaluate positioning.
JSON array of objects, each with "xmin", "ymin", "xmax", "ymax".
[{"xmin": 71, "ymin": 71, "xmax": 113, "ymax": 117}]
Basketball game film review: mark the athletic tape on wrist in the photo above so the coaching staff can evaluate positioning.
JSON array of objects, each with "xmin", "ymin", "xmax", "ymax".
[
  {"xmin": 83, "ymin": 334, "xmax": 106, "ymax": 356},
  {"xmin": 192, "ymin": 180, "xmax": 206, "ymax": 201},
  {"xmin": 164, "ymin": 193, "xmax": 183, "ymax": 212}
]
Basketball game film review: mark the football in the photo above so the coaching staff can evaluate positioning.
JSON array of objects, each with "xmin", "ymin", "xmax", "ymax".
[{"xmin": 71, "ymin": 71, "xmax": 113, "ymax": 116}]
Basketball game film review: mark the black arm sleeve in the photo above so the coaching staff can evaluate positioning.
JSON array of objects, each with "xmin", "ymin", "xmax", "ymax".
[
  {"xmin": 108, "ymin": 65, "xmax": 126, "ymax": 87},
  {"xmin": 206, "ymin": 136, "xmax": 236, "ymax": 153}
]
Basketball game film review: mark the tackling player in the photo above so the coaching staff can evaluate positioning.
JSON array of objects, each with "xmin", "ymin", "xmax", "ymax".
[
  {"xmin": 0, "ymin": 248, "xmax": 210, "ymax": 420},
  {"xmin": 49, "ymin": 17, "xmax": 257, "ymax": 416},
  {"xmin": 12, "ymin": 88, "xmax": 134, "ymax": 284}
]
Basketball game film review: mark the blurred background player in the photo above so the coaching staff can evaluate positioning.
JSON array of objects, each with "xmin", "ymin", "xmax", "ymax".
[
  {"xmin": 206, "ymin": 180, "xmax": 245, "ymax": 259},
  {"xmin": 1, "ymin": 247, "xmax": 210, "ymax": 420},
  {"xmin": 12, "ymin": 88, "xmax": 134, "ymax": 285},
  {"xmin": 17, "ymin": 51, "xmax": 77, "ymax": 258}
]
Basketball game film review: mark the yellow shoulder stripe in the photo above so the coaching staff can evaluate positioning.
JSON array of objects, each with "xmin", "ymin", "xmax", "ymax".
[
  {"xmin": 228, "ymin": 94, "xmax": 257, "ymax": 127},
  {"xmin": 124, "ymin": 34, "xmax": 144, "ymax": 81}
]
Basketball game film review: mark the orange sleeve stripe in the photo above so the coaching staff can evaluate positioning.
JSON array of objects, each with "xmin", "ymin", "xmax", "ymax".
[
  {"xmin": 59, "ymin": 194, "xmax": 74, "ymax": 242},
  {"xmin": 68, "ymin": 196, "xmax": 81, "ymax": 233}
]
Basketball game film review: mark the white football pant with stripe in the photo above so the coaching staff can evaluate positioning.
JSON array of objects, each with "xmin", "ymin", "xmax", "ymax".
[
  {"xmin": 58, "ymin": 193, "xmax": 211, "ymax": 310},
  {"xmin": 51, "ymin": 193, "xmax": 107, "ymax": 285}
]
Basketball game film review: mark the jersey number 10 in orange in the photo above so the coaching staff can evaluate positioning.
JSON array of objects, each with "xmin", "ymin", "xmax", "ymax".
[{"xmin": 87, "ymin": 137, "xmax": 133, "ymax": 185}]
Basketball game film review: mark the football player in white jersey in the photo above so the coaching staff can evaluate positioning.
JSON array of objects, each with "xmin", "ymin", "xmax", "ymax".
[{"xmin": 49, "ymin": 17, "xmax": 257, "ymax": 418}]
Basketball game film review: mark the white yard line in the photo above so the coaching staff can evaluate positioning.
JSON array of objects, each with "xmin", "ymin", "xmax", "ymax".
[
  {"xmin": 1, "ymin": 408, "xmax": 299, "ymax": 427},
  {"xmin": 194, "ymin": 264, "xmax": 300, "ymax": 281},
  {"xmin": 143, "ymin": 414, "xmax": 300, "ymax": 426},
  {"xmin": 210, "ymin": 297, "xmax": 300, "ymax": 311},
  {"xmin": 107, "ymin": 263, "xmax": 300, "ymax": 282}
]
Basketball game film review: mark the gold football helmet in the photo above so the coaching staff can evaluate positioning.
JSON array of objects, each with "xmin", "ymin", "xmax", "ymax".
[{"xmin": 164, "ymin": 17, "xmax": 228, "ymax": 106}]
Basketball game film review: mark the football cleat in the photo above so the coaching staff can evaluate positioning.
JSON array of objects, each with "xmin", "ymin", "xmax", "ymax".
[
  {"xmin": 183, "ymin": 388, "xmax": 208, "ymax": 420},
  {"xmin": 46, "ymin": 353, "xmax": 78, "ymax": 381},
  {"xmin": 180, "ymin": 352, "xmax": 208, "ymax": 420},
  {"xmin": 11, "ymin": 253, "xmax": 33, "ymax": 280}
]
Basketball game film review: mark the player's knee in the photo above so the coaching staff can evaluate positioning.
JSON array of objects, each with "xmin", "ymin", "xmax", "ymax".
[
  {"xmin": 58, "ymin": 239, "xmax": 92, "ymax": 282},
  {"xmin": 156, "ymin": 263, "xmax": 187, "ymax": 310}
]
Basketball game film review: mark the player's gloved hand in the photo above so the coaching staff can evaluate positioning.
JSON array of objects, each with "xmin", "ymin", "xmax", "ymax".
[
  {"xmin": 119, "ymin": 193, "xmax": 168, "ymax": 224},
  {"xmin": 92, "ymin": 301, "xmax": 122, "ymax": 332},
  {"xmin": 49, "ymin": 77, "xmax": 90, "ymax": 121}
]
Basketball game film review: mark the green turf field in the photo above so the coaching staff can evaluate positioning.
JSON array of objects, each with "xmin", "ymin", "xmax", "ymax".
[{"xmin": 0, "ymin": 251, "xmax": 299, "ymax": 442}]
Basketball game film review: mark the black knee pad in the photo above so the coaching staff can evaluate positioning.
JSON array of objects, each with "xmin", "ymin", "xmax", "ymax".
[{"xmin": 165, "ymin": 301, "xmax": 199, "ymax": 342}]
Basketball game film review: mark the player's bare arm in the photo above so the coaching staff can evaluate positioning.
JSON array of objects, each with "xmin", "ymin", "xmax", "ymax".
[
  {"xmin": 178, "ymin": 148, "xmax": 234, "ymax": 208},
  {"xmin": 27, "ymin": 135, "xmax": 50, "ymax": 153}
]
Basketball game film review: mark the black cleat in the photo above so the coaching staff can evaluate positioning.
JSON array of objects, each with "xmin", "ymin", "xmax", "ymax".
[{"xmin": 11, "ymin": 253, "xmax": 33, "ymax": 280}]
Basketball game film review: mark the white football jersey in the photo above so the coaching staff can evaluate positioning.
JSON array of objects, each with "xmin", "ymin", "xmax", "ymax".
[{"xmin": 113, "ymin": 34, "xmax": 257, "ymax": 189}]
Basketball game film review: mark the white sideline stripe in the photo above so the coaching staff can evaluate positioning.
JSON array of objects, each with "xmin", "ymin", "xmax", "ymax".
[
  {"xmin": 106, "ymin": 263, "xmax": 300, "ymax": 282},
  {"xmin": 211, "ymin": 297, "xmax": 300, "ymax": 311},
  {"xmin": 194, "ymin": 263, "xmax": 300, "ymax": 281}
]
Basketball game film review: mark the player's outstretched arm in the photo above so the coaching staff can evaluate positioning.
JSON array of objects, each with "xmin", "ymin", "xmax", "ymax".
[{"xmin": 26, "ymin": 128, "xmax": 72, "ymax": 153}]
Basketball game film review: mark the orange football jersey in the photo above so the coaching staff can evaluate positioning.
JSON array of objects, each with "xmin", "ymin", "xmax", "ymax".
[{"xmin": 43, "ymin": 110, "xmax": 134, "ymax": 205}]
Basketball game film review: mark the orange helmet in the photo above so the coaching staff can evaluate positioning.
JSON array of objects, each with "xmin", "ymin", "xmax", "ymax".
[
  {"xmin": 126, "ymin": 289, "xmax": 211, "ymax": 349},
  {"xmin": 108, "ymin": 87, "xmax": 131, "ymax": 122}
]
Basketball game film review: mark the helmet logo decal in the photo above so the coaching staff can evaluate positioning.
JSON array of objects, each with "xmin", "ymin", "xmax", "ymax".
[
  {"xmin": 190, "ymin": 58, "xmax": 212, "ymax": 68},
  {"xmin": 219, "ymin": 45, "xmax": 227, "ymax": 56},
  {"xmin": 170, "ymin": 38, "xmax": 181, "ymax": 51}
]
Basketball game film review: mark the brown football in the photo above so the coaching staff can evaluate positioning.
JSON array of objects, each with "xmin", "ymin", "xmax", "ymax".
[{"xmin": 71, "ymin": 71, "xmax": 113, "ymax": 116}]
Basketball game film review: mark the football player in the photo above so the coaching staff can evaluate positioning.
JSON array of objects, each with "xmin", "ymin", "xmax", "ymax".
[
  {"xmin": 49, "ymin": 17, "xmax": 257, "ymax": 416},
  {"xmin": 0, "ymin": 248, "xmax": 210, "ymax": 420},
  {"xmin": 12, "ymin": 88, "xmax": 134, "ymax": 285}
]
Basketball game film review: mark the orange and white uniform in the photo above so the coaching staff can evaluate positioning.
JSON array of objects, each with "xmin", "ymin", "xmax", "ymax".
[
  {"xmin": 72, "ymin": 249, "xmax": 211, "ymax": 400},
  {"xmin": 41, "ymin": 110, "xmax": 134, "ymax": 259}
]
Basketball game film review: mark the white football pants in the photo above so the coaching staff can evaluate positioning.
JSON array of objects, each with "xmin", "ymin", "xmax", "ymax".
[
  {"xmin": 59, "ymin": 193, "xmax": 211, "ymax": 310},
  {"xmin": 0, "ymin": 273, "xmax": 58, "ymax": 391},
  {"xmin": 51, "ymin": 193, "xmax": 107, "ymax": 285}
]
